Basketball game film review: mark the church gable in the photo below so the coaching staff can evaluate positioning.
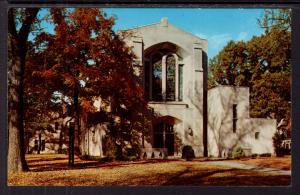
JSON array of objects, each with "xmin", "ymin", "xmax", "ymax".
[{"xmin": 123, "ymin": 18, "xmax": 208, "ymax": 54}]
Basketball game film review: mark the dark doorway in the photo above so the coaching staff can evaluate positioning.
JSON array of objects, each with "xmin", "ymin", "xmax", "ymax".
[{"xmin": 153, "ymin": 121, "xmax": 175, "ymax": 156}]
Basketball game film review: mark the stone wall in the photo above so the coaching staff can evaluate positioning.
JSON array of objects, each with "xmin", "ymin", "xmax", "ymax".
[{"xmin": 207, "ymin": 86, "xmax": 276, "ymax": 157}]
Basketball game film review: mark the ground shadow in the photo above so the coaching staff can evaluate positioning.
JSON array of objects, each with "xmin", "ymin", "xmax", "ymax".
[
  {"xmin": 27, "ymin": 155, "xmax": 181, "ymax": 172},
  {"xmin": 162, "ymin": 168, "xmax": 290, "ymax": 186}
]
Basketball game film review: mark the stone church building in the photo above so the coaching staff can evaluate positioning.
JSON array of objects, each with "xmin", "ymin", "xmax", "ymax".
[
  {"xmin": 27, "ymin": 18, "xmax": 276, "ymax": 158},
  {"xmin": 79, "ymin": 18, "xmax": 276, "ymax": 158}
]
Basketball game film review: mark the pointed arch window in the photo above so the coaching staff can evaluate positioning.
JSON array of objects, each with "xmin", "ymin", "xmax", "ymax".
[{"xmin": 148, "ymin": 52, "xmax": 183, "ymax": 102}]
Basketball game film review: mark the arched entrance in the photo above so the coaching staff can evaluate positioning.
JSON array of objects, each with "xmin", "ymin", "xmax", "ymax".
[{"xmin": 153, "ymin": 116, "xmax": 181, "ymax": 156}]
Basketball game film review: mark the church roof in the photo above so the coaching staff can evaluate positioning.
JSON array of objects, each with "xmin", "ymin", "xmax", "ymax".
[{"xmin": 121, "ymin": 17, "xmax": 208, "ymax": 53}]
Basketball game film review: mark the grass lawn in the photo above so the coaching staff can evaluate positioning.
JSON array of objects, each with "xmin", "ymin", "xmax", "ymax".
[{"xmin": 7, "ymin": 154, "xmax": 291, "ymax": 186}]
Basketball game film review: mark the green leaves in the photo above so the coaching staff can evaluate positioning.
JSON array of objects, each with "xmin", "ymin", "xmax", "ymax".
[
  {"xmin": 209, "ymin": 41, "xmax": 248, "ymax": 87},
  {"xmin": 209, "ymin": 9, "xmax": 291, "ymax": 121}
]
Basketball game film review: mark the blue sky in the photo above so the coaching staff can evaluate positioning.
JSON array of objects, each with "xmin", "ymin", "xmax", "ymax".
[
  {"xmin": 36, "ymin": 8, "xmax": 266, "ymax": 60},
  {"xmin": 104, "ymin": 8, "xmax": 265, "ymax": 59}
]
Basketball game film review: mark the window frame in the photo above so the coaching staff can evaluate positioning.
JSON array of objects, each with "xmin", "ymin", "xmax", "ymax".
[{"xmin": 148, "ymin": 52, "xmax": 182, "ymax": 102}]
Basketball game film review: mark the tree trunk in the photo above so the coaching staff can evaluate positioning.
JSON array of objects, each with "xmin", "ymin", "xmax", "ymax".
[
  {"xmin": 8, "ymin": 8, "xmax": 39, "ymax": 173},
  {"xmin": 8, "ymin": 35, "xmax": 29, "ymax": 172},
  {"xmin": 74, "ymin": 89, "xmax": 81, "ymax": 154}
]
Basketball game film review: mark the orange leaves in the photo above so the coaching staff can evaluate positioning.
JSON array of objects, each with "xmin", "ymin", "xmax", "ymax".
[
  {"xmin": 32, "ymin": 68, "xmax": 54, "ymax": 80},
  {"xmin": 41, "ymin": 69, "xmax": 55, "ymax": 79},
  {"xmin": 80, "ymin": 97, "xmax": 96, "ymax": 113},
  {"xmin": 27, "ymin": 8, "xmax": 148, "ymax": 127},
  {"xmin": 59, "ymin": 72, "xmax": 77, "ymax": 89},
  {"xmin": 70, "ymin": 8, "xmax": 101, "ymax": 30},
  {"xmin": 63, "ymin": 45, "xmax": 79, "ymax": 56}
]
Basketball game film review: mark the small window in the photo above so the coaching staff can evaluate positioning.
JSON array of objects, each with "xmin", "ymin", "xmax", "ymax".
[
  {"xmin": 233, "ymin": 104, "xmax": 237, "ymax": 133},
  {"xmin": 255, "ymin": 132, "xmax": 260, "ymax": 140}
]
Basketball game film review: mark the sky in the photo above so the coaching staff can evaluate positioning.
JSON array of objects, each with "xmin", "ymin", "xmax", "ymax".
[
  {"xmin": 36, "ymin": 8, "xmax": 266, "ymax": 60},
  {"xmin": 104, "ymin": 8, "xmax": 266, "ymax": 59}
]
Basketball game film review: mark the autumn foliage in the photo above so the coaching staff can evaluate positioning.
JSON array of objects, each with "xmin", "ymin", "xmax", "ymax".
[{"xmin": 25, "ymin": 8, "xmax": 149, "ymax": 156}]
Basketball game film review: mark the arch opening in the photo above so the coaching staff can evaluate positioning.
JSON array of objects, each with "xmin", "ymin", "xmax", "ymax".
[
  {"xmin": 144, "ymin": 42, "xmax": 184, "ymax": 102},
  {"xmin": 152, "ymin": 115, "xmax": 182, "ymax": 156}
]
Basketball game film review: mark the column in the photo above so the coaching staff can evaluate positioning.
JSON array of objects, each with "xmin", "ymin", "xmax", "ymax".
[
  {"xmin": 193, "ymin": 43, "xmax": 203, "ymax": 72},
  {"xmin": 132, "ymin": 36, "xmax": 143, "ymax": 67},
  {"xmin": 132, "ymin": 37, "xmax": 144, "ymax": 86}
]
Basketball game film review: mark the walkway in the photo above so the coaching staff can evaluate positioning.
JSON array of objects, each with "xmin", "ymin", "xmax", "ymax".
[{"xmin": 208, "ymin": 161, "xmax": 291, "ymax": 175}]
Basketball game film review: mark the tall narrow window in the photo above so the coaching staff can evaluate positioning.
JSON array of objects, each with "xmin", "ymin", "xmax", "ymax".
[
  {"xmin": 179, "ymin": 64, "xmax": 183, "ymax": 101},
  {"xmin": 233, "ymin": 104, "xmax": 237, "ymax": 133},
  {"xmin": 166, "ymin": 55, "xmax": 176, "ymax": 101},
  {"xmin": 152, "ymin": 54, "xmax": 162, "ymax": 100}
]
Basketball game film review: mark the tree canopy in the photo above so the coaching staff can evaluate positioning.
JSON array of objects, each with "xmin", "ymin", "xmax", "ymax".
[
  {"xmin": 208, "ymin": 9, "xmax": 291, "ymax": 121},
  {"xmin": 25, "ymin": 8, "xmax": 148, "ymax": 152}
]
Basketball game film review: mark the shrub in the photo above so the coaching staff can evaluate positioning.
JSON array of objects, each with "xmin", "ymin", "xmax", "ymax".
[
  {"xmin": 125, "ymin": 145, "xmax": 140, "ymax": 158},
  {"xmin": 115, "ymin": 144, "xmax": 141, "ymax": 161},
  {"xmin": 79, "ymin": 155, "xmax": 113, "ymax": 162},
  {"xmin": 182, "ymin": 145, "xmax": 195, "ymax": 161},
  {"xmin": 259, "ymin": 153, "xmax": 271, "ymax": 157},
  {"xmin": 232, "ymin": 147, "xmax": 245, "ymax": 159},
  {"xmin": 58, "ymin": 148, "xmax": 68, "ymax": 154},
  {"xmin": 80, "ymin": 155, "xmax": 101, "ymax": 161},
  {"xmin": 272, "ymin": 131, "xmax": 285, "ymax": 157},
  {"xmin": 115, "ymin": 144, "xmax": 123, "ymax": 160},
  {"xmin": 102, "ymin": 136, "xmax": 117, "ymax": 159},
  {"xmin": 251, "ymin": 153, "xmax": 258, "ymax": 158}
]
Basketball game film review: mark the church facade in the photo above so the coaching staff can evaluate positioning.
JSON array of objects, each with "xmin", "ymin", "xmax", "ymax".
[
  {"xmin": 25, "ymin": 18, "xmax": 277, "ymax": 158},
  {"xmin": 121, "ymin": 18, "xmax": 208, "ymax": 157},
  {"xmin": 120, "ymin": 18, "xmax": 276, "ymax": 157},
  {"xmin": 20, "ymin": 17, "xmax": 267, "ymax": 159},
  {"xmin": 79, "ymin": 18, "xmax": 277, "ymax": 158}
]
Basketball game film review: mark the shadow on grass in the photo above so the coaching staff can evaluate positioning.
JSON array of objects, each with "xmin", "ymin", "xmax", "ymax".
[
  {"xmin": 164, "ymin": 169, "xmax": 290, "ymax": 186},
  {"xmin": 202, "ymin": 173, "xmax": 291, "ymax": 186},
  {"xmin": 28, "ymin": 156, "xmax": 180, "ymax": 172},
  {"xmin": 162, "ymin": 168, "xmax": 236, "ymax": 185},
  {"xmin": 27, "ymin": 157, "xmax": 67, "ymax": 163},
  {"xmin": 23, "ymin": 154, "xmax": 291, "ymax": 186}
]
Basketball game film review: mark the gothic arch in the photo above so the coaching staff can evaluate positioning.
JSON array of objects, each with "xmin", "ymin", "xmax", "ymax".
[{"xmin": 144, "ymin": 42, "xmax": 185, "ymax": 101}]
